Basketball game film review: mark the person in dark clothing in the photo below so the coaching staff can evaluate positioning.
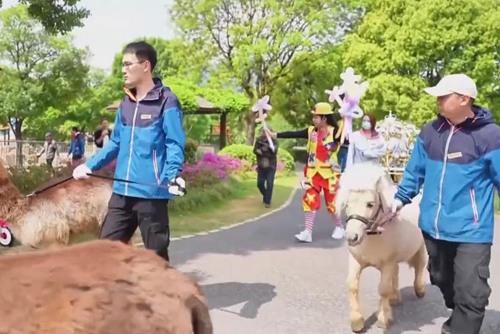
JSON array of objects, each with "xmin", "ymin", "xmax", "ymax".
[
  {"xmin": 93, "ymin": 119, "xmax": 116, "ymax": 172},
  {"xmin": 335, "ymin": 94, "xmax": 349, "ymax": 172},
  {"xmin": 68, "ymin": 127, "xmax": 85, "ymax": 168},
  {"xmin": 337, "ymin": 139, "xmax": 349, "ymax": 172},
  {"xmin": 253, "ymin": 127, "xmax": 278, "ymax": 208},
  {"xmin": 93, "ymin": 119, "xmax": 112, "ymax": 150}
]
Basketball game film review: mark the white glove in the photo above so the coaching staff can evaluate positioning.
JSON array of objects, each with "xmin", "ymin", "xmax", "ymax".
[
  {"xmin": 168, "ymin": 176, "xmax": 186, "ymax": 196},
  {"xmin": 300, "ymin": 179, "xmax": 311, "ymax": 189},
  {"xmin": 72, "ymin": 164, "xmax": 91, "ymax": 180},
  {"xmin": 391, "ymin": 198, "xmax": 404, "ymax": 214},
  {"xmin": 331, "ymin": 163, "xmax": 342, "ymax": 173}
]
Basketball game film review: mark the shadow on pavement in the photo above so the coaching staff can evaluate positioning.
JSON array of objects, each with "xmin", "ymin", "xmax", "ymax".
[
  {"xmin": 358, "ymin": 284, "xmax": 500, "ymax": 334},
  {"xmin": 202, "ymin": 282, "xmax": 277, "ymax": 319}
]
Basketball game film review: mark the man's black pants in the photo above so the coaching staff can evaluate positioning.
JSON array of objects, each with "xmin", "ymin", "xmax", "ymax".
[
  {"xmin": 100, "ymin": 193, "xmax": 170, "ymax": 262},
  {"xmin": 423, "ymin": 232, "xmax": 491, "ymax": 334},
  {"xmin": 257, "ymin": 167, "xmax": 276, "ymax": 205}
]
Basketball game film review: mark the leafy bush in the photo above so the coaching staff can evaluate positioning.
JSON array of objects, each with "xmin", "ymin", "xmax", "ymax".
[
  {"xmin": 8, "ymin": 165, "xmax": 72, "ymax": 195},
  {"xmin": 219, "ymin": 144, "xmax": 295, "ymax": 171},
  {"xmin": 278, "ymin": 149, "xmax": 295, "ymax": 171},
  {"xmin": 184, "ymin": 138, "xmax": 198, "ymax": 164},
  {"xmin": 165, "ymin": 77, "xmax": 250, "ymax": 114},
  {"xmin": 170, "ymin": 178, "xmax": 238, "ymax": 214},
  {"xmin": 219, "ymin": 144, "xmax": 256, "ymax": 165}
]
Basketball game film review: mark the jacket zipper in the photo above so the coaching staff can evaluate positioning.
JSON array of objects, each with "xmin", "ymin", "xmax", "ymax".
[
  {"xmin": 469, "ymin": 187, "xmax": 479, "ymax": 225},
  {"xmin": 433, "ymin": 125, "xmax": 455, "ymax": 239},
  {"xmin": 152, "ymin": 149, "xmax": 160, "ymax": 185},
  {"xmin": 125, "ymin": 102, "xmax": 140, "ymax": 195}
]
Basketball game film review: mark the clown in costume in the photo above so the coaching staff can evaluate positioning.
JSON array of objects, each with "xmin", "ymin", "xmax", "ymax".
[{"xmin": 268, "ymin": 102, "xmax": 344, "ymax": 242}]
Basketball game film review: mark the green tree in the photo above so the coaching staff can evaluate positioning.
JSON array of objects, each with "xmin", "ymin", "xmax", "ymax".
[
  {"xmin": 0, "ymin": 5, "xmax": 89, "ymax": 164},
  {"xmin": 0, "ymin": 0, "xmax": 88, "ymax": 34},
  {"xmin": 173, "ymin": 0, "xmax": 363, "ymax": 143},
  {"xmin": 271, "ymin": 46, "xmax": 345, "ymax": 128},
  {"xmin": 110, "ymin": 37, "xmax": 209, "ymax": 84},
  {"xmin": 24, "ymin": 70, "xmax": 122, "ymax": 140},
  {"xmin": 342, "ymin": 0, "xmax": 500, "ymax": 126}
]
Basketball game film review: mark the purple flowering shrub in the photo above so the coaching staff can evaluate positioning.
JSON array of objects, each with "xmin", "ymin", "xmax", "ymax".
[{"xmin": 181, "ymin": 152, "xmax": 245, "ymax": 187}]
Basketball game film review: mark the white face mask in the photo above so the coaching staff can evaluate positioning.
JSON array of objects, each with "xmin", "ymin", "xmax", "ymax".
[{"xmin": 361, "ymin": 121, "xmax": 372, "ymax": 130}]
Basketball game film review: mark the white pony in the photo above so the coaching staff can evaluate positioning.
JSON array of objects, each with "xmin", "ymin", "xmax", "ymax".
[{"xmin": 336, "ymin": 163, "xmax": 427, "ymax": 332}]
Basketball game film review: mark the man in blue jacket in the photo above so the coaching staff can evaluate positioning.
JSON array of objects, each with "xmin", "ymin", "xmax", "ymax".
[
  {"xmin": 73, "ymin": 41, "xmax": 185, "ymax": 262},
  {"xmin": 68, "ymin": 126, "xmax": 85, "ymax": 167},
  {"xmin": 392, "ymin": 74, "xmax": 499, "ymax": 334}
]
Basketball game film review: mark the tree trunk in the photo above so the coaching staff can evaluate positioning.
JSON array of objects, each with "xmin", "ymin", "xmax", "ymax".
[
  {"xmin": 15, "ymin": 141, "xmax": 23, "ymax": 167},
  {"xmin": 219, "ymin": 112, "xmax": 227, "ymax": 149},
  {"xmin": 10, "ymin": 118, "xmax": 23, "ymax": 167},
  {"xmin": 245, "ymin": 111, "xmax": 256, "ymax": 145},
  {"xmin": 242, "ymin": 82, "xmax": 256, "ymax": 145}
]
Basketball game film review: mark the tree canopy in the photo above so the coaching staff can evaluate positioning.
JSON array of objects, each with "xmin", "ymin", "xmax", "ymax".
[
  {"xmin": 342, "ymin": 0, "xmax": 500, "ymax": 126},
  {"xmin": 0, "ymin": 0, "xmax": 88, "ymax": 34},
  {"xmin": 0, "ymin": 5, "xmax": 89, "ymax": 141},
  {"xmin": 173, "ymin": 0, "xmax": 363, "ymax": 142},
  {"xmin": 2, "ymin": 0, "xmax": 500, "ymax": 151}
]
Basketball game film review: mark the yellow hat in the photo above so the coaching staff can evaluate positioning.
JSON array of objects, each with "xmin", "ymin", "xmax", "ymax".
[{"xmin": 311, "ymin": 102, "xmax": 333, "ymax": 115}]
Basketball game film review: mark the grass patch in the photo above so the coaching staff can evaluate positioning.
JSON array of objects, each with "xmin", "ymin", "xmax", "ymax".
[
  {"xmin": 168, "ymin": 174, "xmax": 297, "ymax": 237},
  {"xmin": 130, "ymin": 174, "xmax": 297, "ymax": 243},
  {"xmin": 168, "ymin": 177, "xmax": 244, "ymax": 215}
]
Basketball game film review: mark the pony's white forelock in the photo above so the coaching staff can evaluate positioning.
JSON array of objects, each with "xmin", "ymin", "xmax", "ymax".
[{"xmin": 336, "ymin": 163, "xmax": 388, "ymax": 214}]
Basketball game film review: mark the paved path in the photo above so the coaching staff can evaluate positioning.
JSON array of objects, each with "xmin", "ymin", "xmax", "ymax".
[{"xmin": 170, "ymin": 191, "xmax": 500, "ymax": 334}]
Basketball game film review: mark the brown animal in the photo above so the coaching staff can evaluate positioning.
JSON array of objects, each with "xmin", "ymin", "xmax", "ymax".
[
  {"xmin": 0, "ymin": 160, "xmax": 112, "ymax": 247},
  {"xmin": 0, "ymin": 240, "xmax": 213, "ymax": 334}
]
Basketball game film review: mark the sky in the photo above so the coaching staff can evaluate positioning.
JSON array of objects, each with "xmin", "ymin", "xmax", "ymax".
[{"xmin": 3, "ymin": 0, "xmax": 176, "ymax": 71}]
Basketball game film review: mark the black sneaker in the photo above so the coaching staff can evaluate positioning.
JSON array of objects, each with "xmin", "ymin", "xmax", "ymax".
[{"xmin": 441, "ymin": 317, "xmax": 451, "ymax": 334}]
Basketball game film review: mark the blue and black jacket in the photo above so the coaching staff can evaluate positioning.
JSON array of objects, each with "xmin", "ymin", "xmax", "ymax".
[
  {"xmin": 86, "ymin": 78, "xmax": 185, "ymax": 199},
  {"xmin": 68, "ymin": 132, "xmax": 85, "ymax": 159},
  {"xmin": 395, "ymin": 106, "xmax": 500, "ymax": 243}
]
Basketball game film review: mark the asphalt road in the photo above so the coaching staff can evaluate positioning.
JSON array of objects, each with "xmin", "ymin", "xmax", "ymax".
[{"xmin": 170, "ymin": 190, "xmax": 500, "ymax": 334}]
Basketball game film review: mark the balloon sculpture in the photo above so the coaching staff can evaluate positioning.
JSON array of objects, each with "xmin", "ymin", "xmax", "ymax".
[
  {"xmin": 252, "ymin": 95, "xmax": 275, "ymax": 152},
  {"xmin": 376, "ymin": 111, "xmax": 419, "ymax": 171},
  {"xmin": 325, "ymin": 67, "xmax": 369, "ymax": 144}
]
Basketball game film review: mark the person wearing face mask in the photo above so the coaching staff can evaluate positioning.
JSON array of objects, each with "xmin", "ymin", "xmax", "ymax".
[
  {"xmin": 345, "ymin": 113, "xmax": 386, "ymax": 170},
  {"xmin": 267, "ymin": 102, "xmax": 345, "ymax": 242}
]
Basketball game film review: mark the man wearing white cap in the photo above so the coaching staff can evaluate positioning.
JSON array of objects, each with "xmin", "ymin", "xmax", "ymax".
[{"xmin": 391, "ymin": 74, "xmax": 499, "ymax": 334}]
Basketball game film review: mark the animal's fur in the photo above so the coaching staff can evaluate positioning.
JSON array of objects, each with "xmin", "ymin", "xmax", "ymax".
[
  {"xmin": 0, "ymin": 240, "xmax": 213, "ymax": 334},
  {"xmin": 336, "ymin": 163, "xmax": 427, "ymax": 332},
  {"xmin": 0, "ymin": 160, "xmax": 112, "ymax": 247}
]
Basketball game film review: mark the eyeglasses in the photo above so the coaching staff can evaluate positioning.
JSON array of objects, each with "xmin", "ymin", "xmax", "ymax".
[{"xmin": 122, "ymin": 60, "xmax": 146, "ymax": 68}]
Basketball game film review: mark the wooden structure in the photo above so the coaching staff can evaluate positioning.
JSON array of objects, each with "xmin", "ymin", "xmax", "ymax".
[{"xmin": 106, "ymin": 96, "xmax": 228, "ymax": 149}]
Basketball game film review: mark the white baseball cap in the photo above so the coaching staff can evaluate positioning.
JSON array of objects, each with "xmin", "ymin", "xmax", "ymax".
[{"xmin": 424, "ymin": 74, "xmax": 477, "ymax": 99}]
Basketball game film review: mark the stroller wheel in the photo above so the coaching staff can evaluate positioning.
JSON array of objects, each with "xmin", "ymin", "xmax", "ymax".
[{"xmin": 0, "ymin": 227, "xmax": 13, "ymax": 247}]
